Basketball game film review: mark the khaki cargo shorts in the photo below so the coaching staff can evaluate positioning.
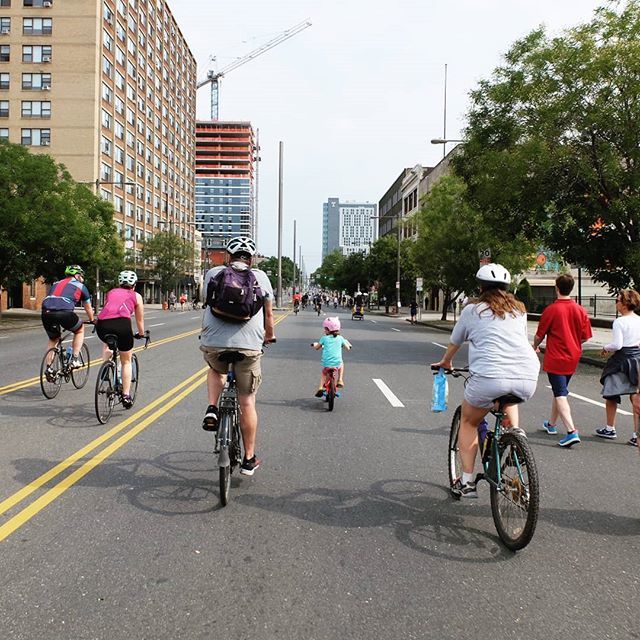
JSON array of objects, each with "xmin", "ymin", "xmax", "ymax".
[{"xmin": 200, "ymin": 346, "xmax": 263, "ymax": 395}]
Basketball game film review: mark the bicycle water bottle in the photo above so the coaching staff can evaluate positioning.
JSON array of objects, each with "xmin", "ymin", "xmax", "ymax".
[
  {"xmin": 477, "ymin": 419, "xmax": 489, "ymax": 448},
  {"xmin": 65, "ymin": 346, "xmax": 72, "ymax": 363},
  {"xmin": 431, "ymin": 368, "xmax": 448, "ymax": 413}
]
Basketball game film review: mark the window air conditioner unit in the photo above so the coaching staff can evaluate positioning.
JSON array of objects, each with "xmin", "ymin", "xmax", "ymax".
[
  {"xmin": 42, "ymin": 55, "xmax": 51, "ymax": 63},
  {"xmin": 0, "ymin": 28, "xmax": 9, "ymax": 35},
  {"xmin": 41, "ymin": 83, "xmax": 50, "ymax": 90},
  {"xmin": 42, "ymin": 140, "xmax": 50, "ymax": 146},
  {"xmin": 43, "ymin": 0, "xmax": 52, "ymax": 7}
]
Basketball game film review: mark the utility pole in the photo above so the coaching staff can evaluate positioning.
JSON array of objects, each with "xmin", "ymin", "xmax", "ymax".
[
  {"xmin": 277, "ymin": 141, "xmax": 283, "ymax": 307},
  {"xmin": 299, "ymin": 244, "xmax": 302, "ymax": 293},
  {"xmin": 293, "ymin": 219, "xmax": 297, "ymax": 294}
]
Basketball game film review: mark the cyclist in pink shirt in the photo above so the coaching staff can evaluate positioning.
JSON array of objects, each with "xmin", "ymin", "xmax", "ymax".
[{"xmin": 96, "ymin": 270, "xmax": 145, "ymax": 408}]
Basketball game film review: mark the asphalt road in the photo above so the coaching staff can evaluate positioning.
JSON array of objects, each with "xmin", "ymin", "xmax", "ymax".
[{"xmin": 0, "ymin": 307, "xmax": 638, "ymax": 640}]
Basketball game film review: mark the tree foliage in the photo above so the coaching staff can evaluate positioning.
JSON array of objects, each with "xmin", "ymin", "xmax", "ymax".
[
  {"xmin": 0, "ymin": 141, "xmax": 123, "ymax": 288},
  {"xmin": 412, "ymin": 175, "xmax": 535, "ymax": 318},
  {"xmin": 141, "ymin": 231, "xmax": 192, "ymax": 295},
  {"xmin": 455, "ymin": 0, "xmax": 640, "ymax": 290},
  {"xmin": 259, "ymin": 256, "xmax": 295, "ymax": 290}
]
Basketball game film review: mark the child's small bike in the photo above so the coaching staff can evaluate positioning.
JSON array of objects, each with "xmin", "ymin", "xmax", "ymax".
[{"xmin": 321, "ymin": 366, "xmax": 339, "ymax": 411}]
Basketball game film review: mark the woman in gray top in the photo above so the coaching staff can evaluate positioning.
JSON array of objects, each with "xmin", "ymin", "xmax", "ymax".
[{"xmin": 431, "ymin": 263, "xmax": 540, "ymax": 498}]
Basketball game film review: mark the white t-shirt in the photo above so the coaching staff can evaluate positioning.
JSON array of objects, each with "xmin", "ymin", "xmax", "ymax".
[
  {"xmin": 450, "ymin": 302, "xmax": 540, "ymax": 380},
  {"xmin": 604, "ymin": 313, "xmax": 640, "ymax": 351}
]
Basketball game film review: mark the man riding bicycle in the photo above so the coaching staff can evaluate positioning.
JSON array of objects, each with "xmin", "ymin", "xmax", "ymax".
[
  {"xmin": 41, "ymin": 265, "xmax": 95, "ymax": 373},
  {"xmin": 200, "ymin": 236, "xmax": 275, "ymax": 476}
]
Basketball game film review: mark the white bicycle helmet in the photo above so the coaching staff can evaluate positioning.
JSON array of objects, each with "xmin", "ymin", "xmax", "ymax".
[
  {"xmin": 118, "ymin": 270, "xmax": 138, "ymax": 286},
  {"xmin": 476, "ymin": 263, "xmax": 511, "ymax": 290},
  {"xmin": 226, "ymin": 236, "xmax": 256, "ymax": 256}
]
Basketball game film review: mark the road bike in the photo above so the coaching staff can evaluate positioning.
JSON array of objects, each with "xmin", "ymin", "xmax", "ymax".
[
  {"xmin": 39, "ymin": 324, "xmax": 91, "ymax": 399},
  {"xmin": 436, "ymin": 366, "xmax": 540, "ymax": 551},
  {"xmin": 215, "ymin": 340, "xmax": 275, "ymax": 506},
  {"xmin": 94, "ymin": 331, "xmax": 150, "ymax": 424}
]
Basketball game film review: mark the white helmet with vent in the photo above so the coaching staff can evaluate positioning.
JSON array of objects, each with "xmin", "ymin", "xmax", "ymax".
[
  {"xmin": 226, "ymin": 236, "xmax": 256, "ymax": 256},
  {"xmin": 476, "ymin": 263, "xmax": 511, "ymax": 290},
  {"xmin": 118, "ymin": 270, "xmax": 138, "ymax": 286}
]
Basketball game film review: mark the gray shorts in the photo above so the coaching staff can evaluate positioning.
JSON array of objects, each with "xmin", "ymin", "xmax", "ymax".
[{"xmin": 464, "ymin": 375, "xmax": 537, "ymax": 409}]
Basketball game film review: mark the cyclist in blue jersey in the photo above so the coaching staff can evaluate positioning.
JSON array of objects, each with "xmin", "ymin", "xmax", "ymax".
[{"xmin": 41, "ymin": 265, "xmax": 95, "ymax": 371}]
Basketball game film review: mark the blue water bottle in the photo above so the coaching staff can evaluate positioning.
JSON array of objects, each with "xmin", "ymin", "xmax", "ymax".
[
  {"xmin": 65, "ymin": 346, "xmax": 72, "ymax": 363},
  {"xmin": 478, "ymin": 419, "xmax": 489, "ymax": 448},
  {"xmin": 431, "ymin": 368, "xmax": 448, "ymax": 413}
]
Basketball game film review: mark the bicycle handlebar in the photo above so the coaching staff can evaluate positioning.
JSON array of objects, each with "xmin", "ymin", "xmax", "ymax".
[
  {"xmin": 430, "ymin": 365, "xmax": 469, "ymax": 377},
  {"xmin": 134, "ymin": 330, "xmax": 151, "ymax": 348}
]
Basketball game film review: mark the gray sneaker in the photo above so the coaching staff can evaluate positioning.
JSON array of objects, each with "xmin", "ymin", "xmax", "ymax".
[
  {"xmin": 70, "ymin": 357, "xmax": 82, "ymax": 369},
  {"xmin": 451, "ymin": 478, "xmax": 478, "ymax": 499}
]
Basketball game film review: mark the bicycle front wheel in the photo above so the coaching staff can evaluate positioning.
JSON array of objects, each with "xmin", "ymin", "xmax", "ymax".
[
  {"xmin": 218, "ymin": 412, "xmax": 233, "ymax": 506},
  {"xmin": 40, "ymin": 348, "xmax": 63, "ymax": 399},
  {"xmin": 447, "ymin": 405, "xmax": 462, "ymax": 489},
  {"xmin": 95, "ymin": 361, "xmax": 116, "ymax": 424},
  {"xmin": 71, "ymin": 343, "xmax": 91, "ymax": 389},
  {"xmin": 129, "ymin": 353, "xmax": 140, "ymax": 403},
  {"xmin": 489, "ymin": 432, "xmax": 540, "ymax": 551}
]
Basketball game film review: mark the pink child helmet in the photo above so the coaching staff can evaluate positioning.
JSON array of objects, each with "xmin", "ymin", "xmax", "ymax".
[{"xmin": 323, "ymin": 316, "xmax": 341, "ymax": 332}]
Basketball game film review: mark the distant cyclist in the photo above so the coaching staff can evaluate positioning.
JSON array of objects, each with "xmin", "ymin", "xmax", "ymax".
[
  {"xmin": 95, "ymin": 270, "xmax": 145, "ymax": 409},
  {"xmin": 41, "ymin": 265, "xmax": 95, "ymax": 372}
]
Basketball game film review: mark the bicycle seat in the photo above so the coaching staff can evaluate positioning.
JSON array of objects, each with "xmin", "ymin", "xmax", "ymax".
[
  {"xmin": 218, "ymin": 351, "xmax": 246, "ymax": 364},
  {"xmin": 104, "ymin": 334, "xmax": 119, "ymax": 350},
  {"xmin": 493, "ymin": 394, "xmax": 524, "ymax": 407}
]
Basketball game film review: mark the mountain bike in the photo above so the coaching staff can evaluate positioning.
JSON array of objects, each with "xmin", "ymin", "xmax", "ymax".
[
  {"xmin": 215, "ymin": 340, "xmax": 276, "ymax": 506},
  {"xmin": 39, "ymin": 323, "xmax": 92, "ymax": 399},
  {"xmin": 94, "ymin": 331, "xmax": 150, "ymax": 424},
  {"xmin": 435, "ymin": 366, "xmax": 540, "ymax": 551}
]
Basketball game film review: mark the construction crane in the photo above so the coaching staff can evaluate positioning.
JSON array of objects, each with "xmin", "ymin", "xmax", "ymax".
[{"xmin": 196, "ymin": 19, "xmax": 312, "ymax": 120}]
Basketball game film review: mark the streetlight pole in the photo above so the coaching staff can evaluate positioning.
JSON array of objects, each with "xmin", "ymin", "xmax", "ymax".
[
  {"xmin": 292, "ymin": 219, "xmax": 297, "ymax": 294},
  {"xmin": 277, "ymin": 141, "xmax": 284, "ymax": 307}
]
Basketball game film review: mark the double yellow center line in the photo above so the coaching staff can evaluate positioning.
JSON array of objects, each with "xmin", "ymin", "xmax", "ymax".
[{"xmin": 0, "ymin": 314, "xmax": 288, "ymax": 542}]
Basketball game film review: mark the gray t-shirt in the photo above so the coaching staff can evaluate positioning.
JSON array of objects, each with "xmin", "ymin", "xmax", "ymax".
[
  {"xmin": 450, "ymin": 302, "xmax": 540, "ymax": 380},
  {"xmin": 200, "ymin": 264, "xmax": 273, "ymax": 352}
]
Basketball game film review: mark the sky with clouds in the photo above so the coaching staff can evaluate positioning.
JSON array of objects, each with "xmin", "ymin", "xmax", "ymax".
[{"xmin": 168, "ymin": 0, "xmax": 606, "ymax": 272}]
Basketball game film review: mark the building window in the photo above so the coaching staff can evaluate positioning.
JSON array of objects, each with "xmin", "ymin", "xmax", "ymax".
[
  {"xmin": 0, "ymin": 73, "xmax": 8, "ymax": 89},
  {"xmin": 0, "ymin": 1, "xmax": 10, "ymax": 7},
  {"xmin": 21, "ymin": 127, "xmax": 50, "ymax": 145},
  {"xmin": 102, "ymin": 56, "xmax": 113, "ymax": 78},
  {"xmin": 0, "ymin": 128, "xmax": 8, "ymax": 139},
  {"xmin": 23, "ymin": 18, "xmax": 52, "ymax": 35},
  {"xmin": 101, "ymin": 136, "xmax": 111, "ymax": 155},
  {"xmin": 23, "ymin": 0, "xmax": 53, "ymax": 6},
  {"xmin": 101, "ymin": 82, "xmax": 112, "ymax": 103},
  {"xmin": 21, "ymin": 100, "xmax": 51, "ymax": 117},
  {"xmin": 101, "ymin": 109, "xmax": 112, "ymax": 129},
  {"xmin": 0, "ymin": 46, "xmax": 9, "ymax": 62},
  {"xmin": 103, "ymin": 29, "xmax": 113, "ymax": 51},
  {"xmin": 22, "ymin": 72, "xmax": 50, "ymax": 90},
  {"xmin": 0, "ymin": 100, "xmax": 8, "ymax": 117},
  {"xmin": 0, "ymin": 18, "xmax": 10, "ymax": 34},
  {"xmin": 22, "ymin": 45, "xmax": 52, "ymax": 63}
]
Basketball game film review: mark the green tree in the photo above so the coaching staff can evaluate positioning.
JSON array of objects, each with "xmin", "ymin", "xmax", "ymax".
[
  {"xmin": 412, "ymin": 175, "xmax": 534, "ymax": 319},
  {"xmin": 141, "ymin": 231, "xmax": 192, "ymax": 299},
  {"xmin": 259, "ymin": 256, "xmax": 295, "ymax": 291},
  {"xmin": 456, "ymin": 1, "xmax": 640, "ymax": 290},
  {"xmin": 312, "ymin": 251, "xmax": 345, "ymax": 290},
  {"xmin": 0, "ymin": 141, "xmax": 123, "ymax": 294}
]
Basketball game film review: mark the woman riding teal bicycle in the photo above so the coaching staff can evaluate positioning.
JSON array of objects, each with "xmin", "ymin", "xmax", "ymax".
[{"xmin": 431, "ymin": 263, "xmax": 540, "ymax": 498}]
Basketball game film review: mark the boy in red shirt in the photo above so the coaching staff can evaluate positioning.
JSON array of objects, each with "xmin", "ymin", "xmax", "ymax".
[{"xmin": 533, "ymin": 274, "xmax": 592, "ymax": 447}]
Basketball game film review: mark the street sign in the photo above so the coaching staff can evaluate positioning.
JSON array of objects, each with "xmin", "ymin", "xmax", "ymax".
[
  {"xmin": 395, "ymin": 281, "xmax": 400, "ymax": 289},
  {"xmin": 416, "ymin": 277, "xmax": 423, "ymax": 292},
  {"xmin": 479, "ymin": 248, "xmax": 491, "ymax": 266}
]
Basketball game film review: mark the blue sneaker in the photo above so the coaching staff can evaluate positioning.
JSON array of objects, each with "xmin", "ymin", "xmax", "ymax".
[
  {"xmin": 595, "ymin": 427, "xmax": 617, "ymax": 439},
  {"xmin": 542, "ymin": 420, "xmax": 558, "ymax": 435},
  {"xmin": 558, "ymin": 431, "xmax": 580, "ymax": 447}
]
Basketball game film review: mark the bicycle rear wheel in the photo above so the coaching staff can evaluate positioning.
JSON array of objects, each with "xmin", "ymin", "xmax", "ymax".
[
  {"xmin": 129, "ymin": 353, "xmax": 140, "ymax": 403},
  {"xmin": 218, "ymin": 412, "xmax": 233, "ymax": 506},
  {"xmin": 489, "ymin": 432, "xmax": 540, "ymax": 551},
  {"xmin": 95, "ymin": 361, "xmax": 116, "ymax": 424},
  {"xmin": 71, "ymin": 343, "xmax": 91, "ymax": 389},
  {"xmin": 40, "ymin": 348, "xmax": 63, "ymax": 399},
  {"xmin": 447, "ymin": 405, "xmax": 462, "ymax": 490},
  {"xmin": 327, "ymin": 380, "xmax": 335, "ymax": 411}
]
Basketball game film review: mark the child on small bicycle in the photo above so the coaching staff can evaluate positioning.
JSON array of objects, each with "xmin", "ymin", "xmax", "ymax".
[{"xmin": 310, "ymin": 316, "xmax": 352, "ymax": 397}]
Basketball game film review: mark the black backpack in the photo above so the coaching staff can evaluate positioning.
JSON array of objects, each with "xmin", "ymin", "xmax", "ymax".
[{"xmin": 205, "ymin": 266, "xmax": 264, "ymax": 322}]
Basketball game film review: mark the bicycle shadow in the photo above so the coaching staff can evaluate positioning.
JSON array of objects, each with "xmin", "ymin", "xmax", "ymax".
[{"xmin": 0, "ymin": 391, "xmax": 99, "ymax": 428}]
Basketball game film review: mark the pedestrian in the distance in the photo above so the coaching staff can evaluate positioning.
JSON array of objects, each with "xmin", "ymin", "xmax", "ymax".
[
  {"xmin": 410, "ymin": 299, "xmax": 418, "ymax": 324},
  {"xmin": 533, "ymin": 274, "xmax": 592, "ymax": 447},
  {"xmin": 595, "ymin": 289, "xmax": 640, "ymax": 442}
]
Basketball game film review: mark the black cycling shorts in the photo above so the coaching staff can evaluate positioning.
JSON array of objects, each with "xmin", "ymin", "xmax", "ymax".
[
  {"xmin": 42, "ymin": 309, "xmax": 82, "ymax": 339},
  {"xmin": 96, "ymin": 317, "xmax": 134, "ymax": 352}
]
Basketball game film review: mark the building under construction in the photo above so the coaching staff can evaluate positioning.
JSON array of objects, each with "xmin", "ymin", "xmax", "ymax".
[{"xmin": 195, "ymin": 121, "xmax": 256, "ymax": 263}]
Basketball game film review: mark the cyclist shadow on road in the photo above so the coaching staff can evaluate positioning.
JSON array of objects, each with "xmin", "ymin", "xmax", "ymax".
[
  {"xmin": 0, "ymin": 390, "xmax": 98, "ymax": 428},
  {"xmin": 237, "ymin": 478, "xmax": 512, "ymax": 563}
]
